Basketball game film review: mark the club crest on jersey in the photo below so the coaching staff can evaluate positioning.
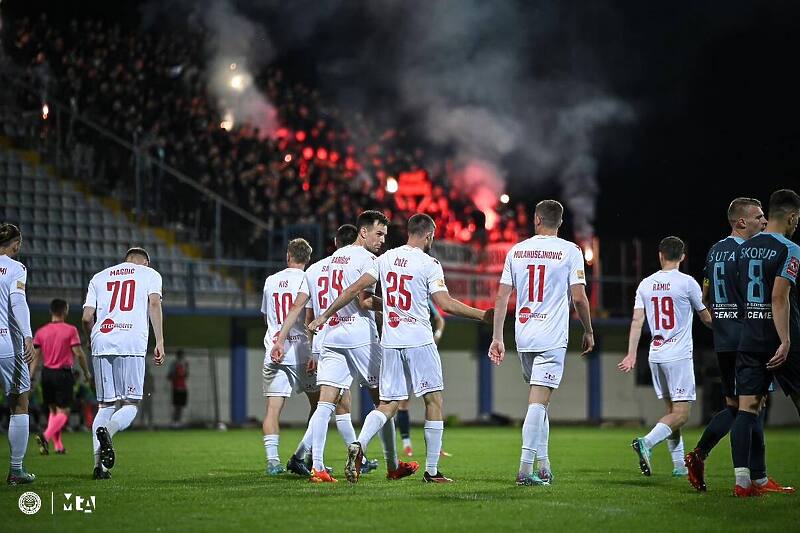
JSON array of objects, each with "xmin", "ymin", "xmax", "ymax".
[{"xmin": 788, "ymin": 257, "xmax": 800, "ymax": 278}]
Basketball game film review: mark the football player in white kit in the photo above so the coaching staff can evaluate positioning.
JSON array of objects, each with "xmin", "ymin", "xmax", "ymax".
[
  {"xmin": 261, "ymin": 238, "xmax": 317, "ymax": 475},
  {"xmin": 488, "ymin": 200, "xmax": 594, "ymax": 486},
  {"xmin": 618, "ymin": 236, "xmax": 712, "ymax": 477},
  {"xmin": 0, "ymin": 224, "xmax": 36, "ymax": 485},
  {"xmin": 308, "ymin": 213, "xmax": 492, "ymax": 484},
  {"xmin": 274, "ymin": 211, "xmax": 412, "ymax": 483},
  {"xmin": 281, "ymin": 225, "xmax": 379, "ymax": 477},
  {"xmin": 82, "ymin": 247, "xmax": 165, "ymax": 480}
]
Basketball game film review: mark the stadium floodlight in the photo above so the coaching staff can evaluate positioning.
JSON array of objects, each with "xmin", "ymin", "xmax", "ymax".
[
  {"xmin": 386, "ymin": 177, "xmax": 399, "ymax": 193},
  {"xmin": 500, "ymin": 193, "xmax": 510, "ymax": 204}
]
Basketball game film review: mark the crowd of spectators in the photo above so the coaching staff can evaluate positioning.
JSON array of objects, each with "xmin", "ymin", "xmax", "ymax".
[{"xmin": 4, "ymin": 14, "xmax": 529, "ymax": 258}]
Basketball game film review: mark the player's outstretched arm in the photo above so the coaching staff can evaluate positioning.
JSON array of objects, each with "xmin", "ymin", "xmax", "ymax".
[
  {"xmin": 431, "ymin": 291, "xmax": 492, "ymax": 323},
  {"xmin": 489, "ymin": 283, "xmax": 513, "ymax": 365},
  {"xmin": 148, "ymin": 293, "xmax": 165, "ymax": 366},
  {"xmin": 618, "ymin": 308, "xmax": 645, "ymax": 373},
  {"xmin": 270, "ymin": 293, "xmax": 311, "ymax": 363},
  {"xmin": 570, "ymin": 284, "xmax": 594, "ymax": 356},
  {"xmin": 308, "ymin": 272, "xmax": 377, "ymax": 331},
  {"xmin": 768, "ymin": 277, "xmax": 792, "ymax": 369}
]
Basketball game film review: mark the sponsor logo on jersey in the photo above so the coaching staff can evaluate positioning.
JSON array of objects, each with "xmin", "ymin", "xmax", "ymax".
[
  {"xmin": 518, "ymin": 307, "xmax": 547, "ymax": 324},
  {"xmin": 788, "ymin": 257, "xmax": 800, "ymax": 278},
  {"xmin": 99, "ymin": 319, "xmax": 133, "ymax": 334},
  {"xmin": 387, "ymin": 311, "xmax": 417, "ymax": 328},
  {"xmin": 0, "ymin": 328, "xmax": 7, "ymax": 335},
  {"xmin": 651, "ymin": 335, "xmax": 678, "ymax": 348}
]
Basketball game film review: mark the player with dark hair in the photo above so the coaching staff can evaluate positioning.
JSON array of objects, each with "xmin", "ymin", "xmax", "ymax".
[
  {"xmin": 83, "ymin": 246, "xmax": 165, "ymax": 479},
  {"xmin": 730, "ymin": 189, "xmax": 800, "ymax": 497},
  {"xmin": 31, "ymin": 298, "xmax": 91, "ymax": 455},
  {"xmin": 0, "ymin": 224, "xmax": 36, "ymax": 485},
  {"xmin": 619, "ymin": 237, "xmax": 712, "ymax": 477}
]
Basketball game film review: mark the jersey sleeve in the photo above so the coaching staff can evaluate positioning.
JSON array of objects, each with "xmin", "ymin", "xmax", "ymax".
[
  {"xmin": 260, "ymin": 281, "xmax": 269, "ymax": 315},
  {"xmin": 568, "ymin": 246, "xmax": 587, "ymax": 286},
  {"xmin": 10, "ymin": 263, "xmax": 26, "ymax": 296},
  {"xmin": 84, "ymin": 277, "xmax": 97, "ymax": 309},
  {"xmin": 149, "ymin": 270, "xmax": 163, "ymax": 297},
  {"xmin": 427, "ymin": 259, "xmax": 448, "ymax": 295},
  {"xmin": 499, "ymin": 249, "xmax": 513, "ymax": 286},
  {"xmin": 633, "ymin": 283, "xmax": 645, "ymax": 309},
  {"xmin": 299, "ymin": 273, "xmax": 312, "ymax": 297},
  {"xmin": 363, "ymin": 257, "xmax": 380, "ymax": 283},
  {"xmin": 779, "ymin": 244, "xmax": 800, "ymax": 284},
  {"xmin": 688, "ymin": 277, "xmax": 706, "ymax": 311},
  {"xmin": 69, "ymin": 325, "xmax": 81, "ymax": 346}
]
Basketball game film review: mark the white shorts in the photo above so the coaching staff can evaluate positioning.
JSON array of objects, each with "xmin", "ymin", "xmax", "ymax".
[
  {"xmin": 93, "ymin": 355, "xmax": 145, "ymax": 403},
  {"xmin": 379, "ymin": 343, "xmax": 443, "ymax": 401},
  {"xmin": 649, "ymin": 359, "xmax": 696, "ymax": 401},
  {"xmin": 262, "ymin": 361, "xmax": 318, "ymax": 397},
  {"xmin": 317, "ymin": 344, "xmax": 380, "ymax": 390},
  {"xmin": 519, "ymin": 348, "xmax": 567, "ymax": 389},
  {"xmin": 0, "ymin": 355, "xmax": 31, "ymax": 395}
]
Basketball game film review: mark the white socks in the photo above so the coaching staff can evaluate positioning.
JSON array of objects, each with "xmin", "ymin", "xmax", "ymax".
[
  {"xmin": 667, "ymin": 436, "xmax": 685, "ymax": 469},
  {"xmin": 402, "ymin": 437, "xmax": 412, "ymax": 448},
  {"xmin": 379, "ymin": 418, "xmax": 399, "ymax": 471},
  {"xmin": 423, "ymin": 420, "xmax": 444, "ymax": 475},
  {"xmin": 92, "ymin": 406, "xmax": 115, "ymax": 468},
  {"xmin": 357, "ymin": 410, "xmax": 388, "ymax": 451},
  {"xmin": 335, "ymin": 414, "xmax": 357, "ymax": 446},
  {"xmin": 537, "ymin": 408, "xmax": 550, "ymax": 471},
  {"xmin": 8, "ymin": 414, "xmax": 29, "ymax": 470},
  {"xmin": 643, "ymin": 422, "xmax": 673, "ymax": 449},
  {"xmin": 311, "ymin": 402, "xmax": 336, "ymax": 471},
  {"xmin": 107, "ymin": 405, "xmax": 138, "ymax": 436},
  {"xmin": 520, "ymin": 403, "xmax": 546, "ymax": 475},
  {"xmin": 735, "ymin": 467, "xmax": 751, "ymax": 488},
  {"xmin": 294, "ymin": 423, "xmax": 314, "ymax": 458},
  {"xmin": 263, "ymin": 434, "xmax": 280, "ymax": 465}
]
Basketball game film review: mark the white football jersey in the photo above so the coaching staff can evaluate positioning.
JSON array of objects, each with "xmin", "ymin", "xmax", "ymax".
[
  {"xmin": 84, "ymin": 262, "xmax": 162, "ymax": 356},
  {"xmin": 318, "ymin": 244, "xmax": 379, "ymax": 349},
  {"xmin": 634, "ymin": 269, "xmax": 705, "ymax": 363},
  {"xmin": 366, "ymin": 245, "xmax": 448, "ymax": 348},
  {"xmin": 299, "ymin": 257, "xmax": 331, "ymax": 354},
  {"xmin": 261, "ymin": 267, "xmax": 310, "ymax": 365},
  {"xmin": 0, "ymin": 255, "xmax": 29, "ymax": 358},
  {"xmin": 500, "ymin": 235, "xmax": 586, "ymax": 352}
]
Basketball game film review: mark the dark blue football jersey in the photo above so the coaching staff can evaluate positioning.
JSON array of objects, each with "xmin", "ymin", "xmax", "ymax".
[
  {"xmin": 737, "ymin": 232, "xmax": 800, "ymax": 353},
  {"xmin": 703, "ymin": 236, "xmax": 745, "ymax": 352}
]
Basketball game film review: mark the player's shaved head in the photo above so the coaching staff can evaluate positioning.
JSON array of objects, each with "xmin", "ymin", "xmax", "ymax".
[
  {"xmin": 357, "ymin": 210, "xmax": 390, "ymax": 230},
  {"xmin": 727, "ymin": 198, "xmax": 762, "ymax": 226},
  {"xmin": 768, "ymin": 189, "xmax": 800, "ymax": 219},
  {"xmin": 335, "ymin": 224, "xmax": 358, "ymax": 248},
  {"xmin": 408, "ymin": 213, "xmax": 436, "ymax": 237},
  {"xmin": 535, "ymin": 200, "xmax": 564, "ymax": 229},
  {"xmin": 125, "ymin": 247, "xmax": 150, "ymax": 264},
  {"xmin": 658, "ymin": 236, "xmax": 685, "ymax": 261},
  {"xmin": 287, "ymin": 238, "xmax": 312, "ymax": 265}
]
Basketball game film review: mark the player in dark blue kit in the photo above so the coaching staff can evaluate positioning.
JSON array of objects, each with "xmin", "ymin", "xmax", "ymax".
[
  {"xmin": 731, "ymin": 189, "xmax": 800, "ymax": 497},
  {"xmin": 684, "ymin": 198, "xmax": 766, "ymax": 491}
]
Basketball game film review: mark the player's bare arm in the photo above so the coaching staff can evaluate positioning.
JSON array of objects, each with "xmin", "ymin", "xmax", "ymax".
[
  {"xmin": 570, "ymin": 284, "xmax": 595, "ymax": 356},
  {"xmin": 768, "ymin": 277, "xmax": 791, "ymax": 369},
  {"xmin": 697, "ymin": 308, "xmax": 713, "ymax": 330},
  {"xmin": 357, "ymin": 290, "xmax": 383, "ymax": 312},
  {"xmin": 433, "ymin": 308, "xmax": 445, "ymax": 345},
  {"xmin": 431, "ymin": 290, "xmax": 492, "ymax": 324},
  {"xmin": 619, "ymin": 308, "xmax": 645, "ymax": 373},
  {"xmin": 28, "ymin": 347, "xmax": 41, "ymax": 378},
  {"xmin": 701, "ymin": 279, "xmax": 711, "ymax": 311},
  {"xmin": 269, "ymin": 292, "xmax": 310, "ymax": 363},
  {"xmin": 489, "ymin": 283, "xmax": 513, "ymax": 366},
  {"xmin": 82, "ymin": 306, "xmax": 96, "ymax": 336},
  {"xmin": 72, "ymin": 345, "xmax": 92, "ymax": 381},
  {"xmin": 307, "ymin": 271, "xmax": 377, "ymax": 331},
  {"xmin": 148, "ymin": 293, "xmax": 165, "ymax": 366}
]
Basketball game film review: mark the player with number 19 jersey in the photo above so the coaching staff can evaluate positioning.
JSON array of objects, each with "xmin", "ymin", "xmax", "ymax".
[
  {"xmin": 501, "ymin": 235, "xmax": 586, "ymax": 353},
  {"xmin": 634, "ymin": 270, "xmax": 705, "ymax": 364},
  {"xmin": 84, "ymin": 262, "xmax": 162, "ymax": 357}
]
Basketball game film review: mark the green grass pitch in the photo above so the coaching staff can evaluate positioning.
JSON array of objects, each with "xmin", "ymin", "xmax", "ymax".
[{"xmin": 3, "ymin": 426, "xmax": 798, "ymax": 532}]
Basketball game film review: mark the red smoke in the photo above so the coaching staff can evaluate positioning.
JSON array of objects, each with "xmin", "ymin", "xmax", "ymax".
[{"xmin": 454, "ymin": 160, "xmax": 503, "ymax": 230}]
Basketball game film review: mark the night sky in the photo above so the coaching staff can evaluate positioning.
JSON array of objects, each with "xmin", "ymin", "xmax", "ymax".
[{"xmin": 4, "ymin": 0, "xmax": 800, "ymax": 274}]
